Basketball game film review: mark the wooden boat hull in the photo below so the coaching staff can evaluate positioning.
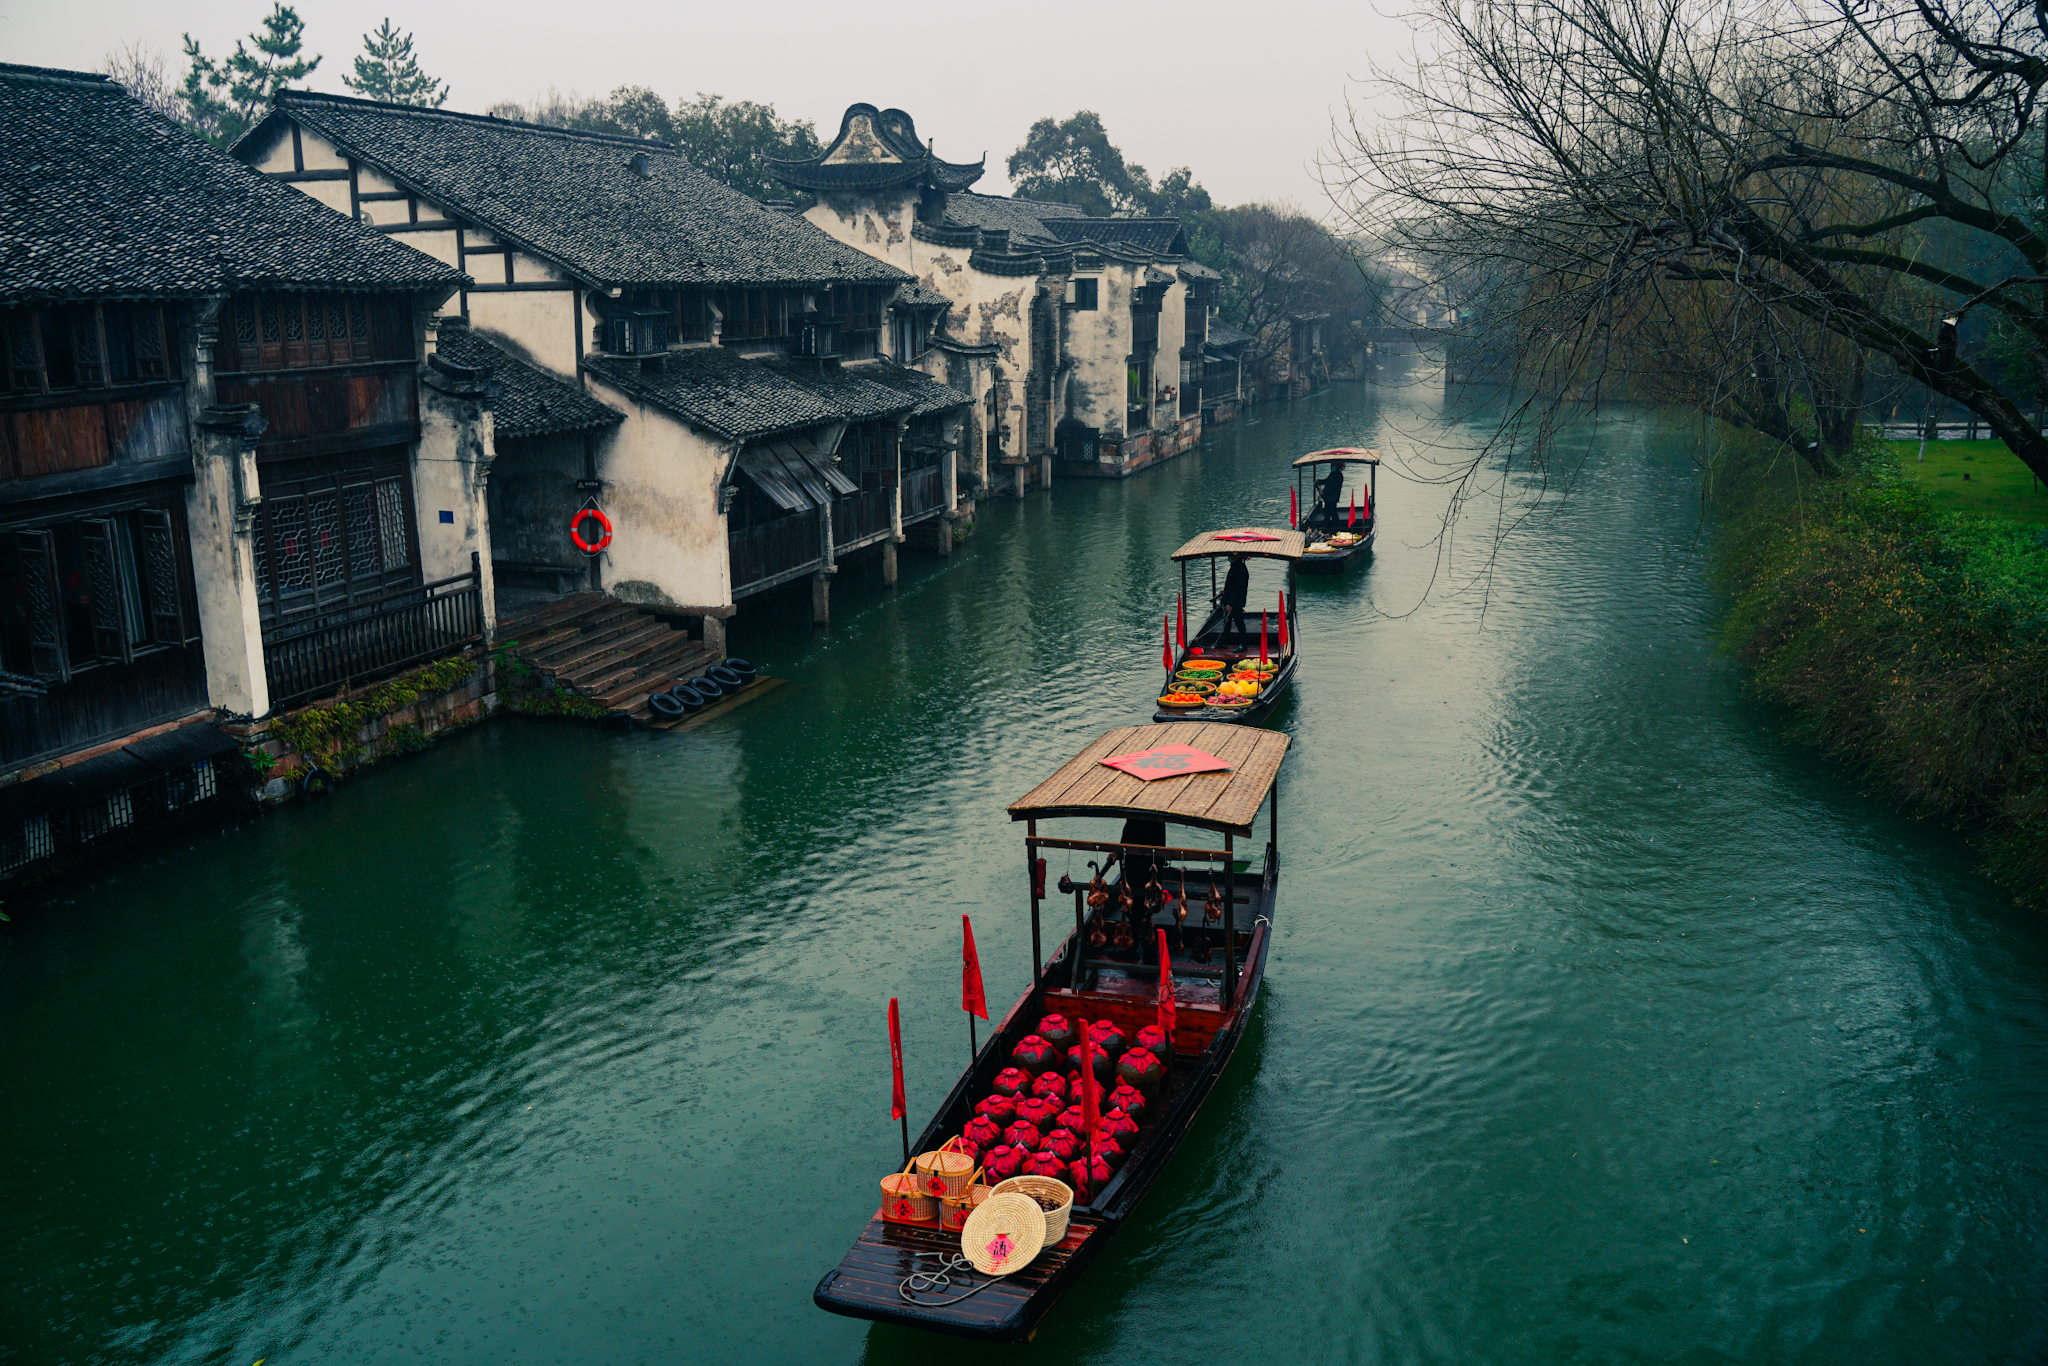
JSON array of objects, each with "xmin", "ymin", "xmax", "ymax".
[
  {"xmin": 1152, "ymin": 653, "xmax": 1296, "ymax": 725},
  {"xmin": 814, "ymin": 864, "xmax": 1279, "ymax": 1342},
  {"xmin": 1296, "ymin": 520, "xmax": 1375, "ymax": 574}
]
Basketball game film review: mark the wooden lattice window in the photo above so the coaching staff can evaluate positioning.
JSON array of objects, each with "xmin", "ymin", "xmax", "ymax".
[
  {"xmin": 0, "ymin": 304, "xmax": 175, "ymax": 394},
  {"xmin": 216, "ymin": 292, "xmax": 412, "ymax": 372}
]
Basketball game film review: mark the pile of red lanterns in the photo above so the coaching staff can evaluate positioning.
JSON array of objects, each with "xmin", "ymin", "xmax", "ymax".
[{"xmin": 953, "ymin": 1012, "xmax": 1170, "ymax": 1202}]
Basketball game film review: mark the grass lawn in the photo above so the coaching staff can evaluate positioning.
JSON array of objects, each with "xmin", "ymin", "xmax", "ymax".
[{"xmin": 1884, "ymin": 438, "xmax": 2048, "ymax": 526}]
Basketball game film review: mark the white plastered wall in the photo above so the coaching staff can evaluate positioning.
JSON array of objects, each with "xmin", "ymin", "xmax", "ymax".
[{"xmin": 582, "ymin": 375, "xmax": 733, "ymax": 611}]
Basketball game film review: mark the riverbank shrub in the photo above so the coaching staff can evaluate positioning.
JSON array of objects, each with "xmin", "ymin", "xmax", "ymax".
[{"xmin": 1712, "ymin": 437, "xmax": 2048, "ymax": 903}]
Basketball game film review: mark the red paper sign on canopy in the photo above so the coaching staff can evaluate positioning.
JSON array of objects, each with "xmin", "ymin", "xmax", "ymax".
[
  {"xmin": 1099, "ymin": 744, "xmax": 1231, "ymax": 781},
  {"xmin": 1213, "ymin": 532, "xmax": 1282, "ymax": 543}
]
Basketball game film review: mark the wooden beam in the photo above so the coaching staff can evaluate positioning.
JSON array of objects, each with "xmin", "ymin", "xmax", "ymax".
[
  {"xmin": 459, "ymin": 243, "xmax": 514, "ymax": 255},
  {"xmin": 465, "ymin": 282, "xmax": 574, "ymax": 294},
  {"xmin": 379, "ymin": 219, "xmax": 460, "ymax": 234},
  {"xmin": 355, "ymin": 190, "xmax": 411, "ymax": 202},
  {"xmin": 273, "ymin": 168, "xmax": 351, "ymax": 183}
]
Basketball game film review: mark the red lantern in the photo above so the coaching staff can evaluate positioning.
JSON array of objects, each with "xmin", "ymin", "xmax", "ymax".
[
  {"xmin": 1107, "ymin": 1084, "xmax": 1147, "ymax": 1122},
  {"xmin": 991, "ymin": 1066, "xmax": 1032, "ymax": 1100},
  {"xmin": 1040, "ymin": 1127, "xmax": 1083, "ymax": 1161},
  {"xmin": 974, "ymin": 1094, "xmax": 1017, "ymax": 1127},
  {"xmin": 1002, "ymin": 1119, "xmax": 1043, "ymax": 1152},
  {"xmin": 1011, "ymin": 1035, "xmax": 1060, "ymax": 1074},
  {"xmin": 1030, "ymin": 1070, "xmax": 1069, "ymax": 1105}
]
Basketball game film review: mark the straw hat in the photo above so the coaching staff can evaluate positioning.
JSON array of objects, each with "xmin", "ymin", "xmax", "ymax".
[{"xmin": 959, "ymin": 1191, "xmax": 1048, "ymax": 1276}]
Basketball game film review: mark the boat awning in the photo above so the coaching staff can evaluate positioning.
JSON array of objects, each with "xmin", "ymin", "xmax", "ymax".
[
  {"xmin": 1168, "ymin": 527, "xmax": 1305, "ymax": 562},
  {"xmin": 1008, "ymin": 723, "xmax": 1290, "ymax": 837},
  {"xmin": 1291, "ymin": 447, "xmax": 1380, "ymax": 468},
  {"xmin": 735, "ymin": 436, "xmax": 858, "ymax": 513}
]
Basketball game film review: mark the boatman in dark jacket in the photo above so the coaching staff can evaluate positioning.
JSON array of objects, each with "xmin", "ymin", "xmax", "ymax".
[
  {"xmin": 1219, "ymin": 552, "xmax": 1250, "ymax": 642},
  {"xmin": 1314, "ymin": 461, "xmax": 1347, "ymax": 524}
]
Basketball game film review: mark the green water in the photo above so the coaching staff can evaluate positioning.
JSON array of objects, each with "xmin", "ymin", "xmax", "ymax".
[{"xmin": 4, "ymin": 374, "xmax": 2044, "ymax": 1365}]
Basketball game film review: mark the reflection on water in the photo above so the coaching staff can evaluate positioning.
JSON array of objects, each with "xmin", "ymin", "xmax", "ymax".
[{"xmin": 2, "ymin": 369, "xmax": 2045, "ymax": 1365}]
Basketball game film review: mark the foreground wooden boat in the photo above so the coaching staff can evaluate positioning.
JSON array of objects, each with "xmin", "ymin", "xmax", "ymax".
[
  {"xmin": 1293, "ymin": 447, "xmax": 1379, "ymax": 573},
  {"xmin": 814, "ymin": 721, "xmax": 1290, "ymax": 1341},
  {"xmin": 1153, "ymin": 527, "xmax": 1304, "ymax": 725}
]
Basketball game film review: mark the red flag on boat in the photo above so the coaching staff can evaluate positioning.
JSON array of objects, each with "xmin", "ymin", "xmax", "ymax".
[
  {"xmin": 1348, "ymin": 491, "xmax": 1356, "ymax": 529},
  {"xmin": 1176, "ymin": 594, "xmax": 1186, "ymax": 649},
  {"xmin": 1163, "ymin": 613, "xmax": 1173, "ymax": 671},
  {"xmin": 1361, "ymin": 485, "xmax": 1371, "ymax": 520},
  {"xmin": 1080, "ymin": 1017, "xmax": 1101, "ymax": 1139},
  {"xmin": 1289, "ymin": 485, "xmax": 1299, "ymax": 529},
  {"xmin": 1259, "ymin": 613, "xmax": 1269, "ymax": 664},
  {"xmin": 1278, "ymin": 590, "xmax": 1288, "ymax": 653},
  {"xmin": 1156, "ymin": 928, "xmax": 1177, "ymax": 1047},
  {"xmin": 962, "ymin": 916, "xmax": 987, "ymax": 1021},
  {"xmin": 888, "ymin": 997, "xmax": 907, "ymax": 1121}
]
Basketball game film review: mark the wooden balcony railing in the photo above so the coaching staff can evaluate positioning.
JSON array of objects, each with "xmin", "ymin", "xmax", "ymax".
[
  {"xmin": 263, "ymin": 558, "xmax": 483, "ymax": 708},
  {"xmin": 832, "ymin": 488, "xmax": 893, "ymax": 548},
  {"xmin": 729, "ymin": 512, "xmax": 821, "ymax": 598},
  {"xmin": 902, "ymin": 465, "xmax": 945, "ymax": 520}
]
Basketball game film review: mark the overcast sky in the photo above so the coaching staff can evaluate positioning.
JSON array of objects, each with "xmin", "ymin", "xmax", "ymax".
[{"xmin": 0, "ymin": 0, "xmax": 1415, "ymax": 211}]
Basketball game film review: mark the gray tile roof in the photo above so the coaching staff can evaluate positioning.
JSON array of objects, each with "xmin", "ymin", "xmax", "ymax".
[
  {"xmin": 940, "ymin": 192, "xmax": 1087, "ymax": 244},
  {"xmin": 1207, "ymin": 320, "xmax": 1255, "ymax": 347},
  {"xmin": 892, "ymin": 281, "xmax": 951, "ymax": 310},
  {"xmin": 845, "ymin": 360, "xmax": 970, "ymax": 417},
  {"xmin": 768, "ymin": 105, "xmax": 983, "ymax": 195},
  {"xmin": 1044, "ymin": 217, "xmax": 1188, "ymax": 256},
  {"xmin": 248, "ymin": 91, "xmax": 909, "ymax": 291},
  {"xmin": 434, "ymin": 325, "xmax": 620, "ymax": 440},
  {"xmin": 583, "ymin": 347, "xmax": 954, "ymax": 441},
  {"xmin": 0, "ymin": 64, "xmax": 467, "ymax": 302}
]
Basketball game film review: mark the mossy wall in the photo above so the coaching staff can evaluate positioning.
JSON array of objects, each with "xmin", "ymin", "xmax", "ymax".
[{"xmin": 245, "ymin": 653, "xmax": 497, "ymax": 803}]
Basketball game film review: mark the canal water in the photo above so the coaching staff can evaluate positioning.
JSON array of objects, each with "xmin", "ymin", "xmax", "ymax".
[{"xmin": 4, "ymin": 372, "xmax": 2045, "ymax": 1365}]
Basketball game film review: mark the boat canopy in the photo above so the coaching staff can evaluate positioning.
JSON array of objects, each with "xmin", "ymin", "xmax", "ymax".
[
  {"xmin": 1008, "ymin": 722, "xmax": 1290, "ymax": 836},
  {"xmin": 1291, "ymin": 447, "xmax": 1380, "ymax": 468},
  {"xmin": 1168, "ymin": 527, "xmax": 1305, "ymax": 562}
]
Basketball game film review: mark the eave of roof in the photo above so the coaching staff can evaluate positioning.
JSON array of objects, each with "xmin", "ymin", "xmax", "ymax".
[
  {"xmin": 1007, "ymin": 722, "xmax": 1291, "ymax": 837},
  {"xmin": 250, "ymin": 91, "xmax": 909, "ymax": 292},
  {"xmin": 434, "ymin": 326, "xmax": 621, "ymax": 440},
  {"xmin": 582, "ymin": 347, "xmax": 936, "ymax": 442}
]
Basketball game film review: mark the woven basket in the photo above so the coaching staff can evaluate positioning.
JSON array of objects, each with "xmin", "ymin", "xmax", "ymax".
[
  {"xmin": 990, "ymin": 1173, "xmax": 1074, "ymax": 1244},
  {"xmin": 961, "ymin": 1192, "xmax": 1048, "ymax": 1276},
  {"xmin": 938, "ymin": 1171, "xmax": 990, "ymax": 1232},
  {"xmin": 914, "ymin": 1136, "xmax": 977, "ymax": 1199},
  {"xmin": 880, "ymin": 1158, "xmax": 939, "ymax": 1225}
]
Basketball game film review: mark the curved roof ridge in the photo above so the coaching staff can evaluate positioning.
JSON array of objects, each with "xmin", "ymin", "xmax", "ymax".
[{"xmin": 269, "ymin": 88, "xmax": 675, "ymax": 154}]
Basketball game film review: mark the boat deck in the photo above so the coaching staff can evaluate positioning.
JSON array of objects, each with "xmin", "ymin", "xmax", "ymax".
[{"xmin": 815, "ymin": 1210, "xmax": 1107, "ymax": 1341}]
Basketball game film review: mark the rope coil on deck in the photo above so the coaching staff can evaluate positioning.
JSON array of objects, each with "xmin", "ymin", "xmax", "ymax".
[{"xmin": 898, "ymin": 1252, "xmax": 1003, "ymax": 1307}]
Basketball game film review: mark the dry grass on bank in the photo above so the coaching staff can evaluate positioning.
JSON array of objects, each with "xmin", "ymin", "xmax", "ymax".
[{"xmin": 1713, "ymin": 438, "xmax": 2048, "ymax": 903}]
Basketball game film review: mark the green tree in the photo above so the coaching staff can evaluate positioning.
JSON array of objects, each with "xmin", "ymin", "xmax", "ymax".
[
  {"xmin": 671, "ymin": 94, "xmax": 821, "ymax": 202},
  {"xmin": 341, "ymin": 19, "xmax": 446, "ymax": 107},
  {"xmin": 566, "ymin": 84, "xmax": 673, "ymax": 142},
  {"xmin": 180, "ymin": 3, "xmax": 319, "ymax": 147},
  {"xmin": 1007, "ymin": 111, "xmax": 1152, "ymax": 215}
]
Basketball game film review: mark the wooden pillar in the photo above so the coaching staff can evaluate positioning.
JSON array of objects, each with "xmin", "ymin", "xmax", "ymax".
[
  {"xmin": 814, "ymin": 502, "xmax": 835, "ymax": 627},
  {"xmin": 881, "ymin": 539, "xmax": 898, "ymax": 588},
  {"xmin": 811, "ymin": 573, "xmax": 830, "ymax": 626},
  {"xmin": 1072, "ymin": 885, "xmax": 1086, "ymax": 988},
  {"xmin": 1222, "ymin": 831, "xmax": 1236, "ymax": 1005},
  {"xmin": 1027, "ymin": 821, "xmax": 1042, "ymax": 989}
]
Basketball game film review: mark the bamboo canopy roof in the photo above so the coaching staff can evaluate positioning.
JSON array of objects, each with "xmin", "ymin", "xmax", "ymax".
[
  {"xmin": 1008, "ymin": 723, "xmax": 1291, "ymax": 836},
  {"xmin": 1168, "ymin": 528, "xmax": 1306, "ymax": 561},
  {"xmin": 1292, "ymin": 447, "xmax": 1380, "ymax": 467}
]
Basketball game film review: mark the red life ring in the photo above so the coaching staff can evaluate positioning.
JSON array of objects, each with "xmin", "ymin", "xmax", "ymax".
[{"xmin": 569, "ymin": 507, "xmax": 613, "ymax": 554}]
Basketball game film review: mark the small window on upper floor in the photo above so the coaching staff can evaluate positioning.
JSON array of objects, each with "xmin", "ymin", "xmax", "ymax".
[{"xmin": 1068, "ymin": 278, "xmax": 1099, "ymax": 311}]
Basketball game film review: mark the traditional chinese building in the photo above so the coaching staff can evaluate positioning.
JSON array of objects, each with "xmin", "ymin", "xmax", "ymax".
[
  {"xmin": 238, "ymin": 92, "xmax": 974, "ymax": 632},
  {"xmin": 0, "ymin": 62, "xmax": 491, "ymax": 878},
  {"xmin": 771, "ymin": 105, "xmax": 1212, "ymax": 488}
]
